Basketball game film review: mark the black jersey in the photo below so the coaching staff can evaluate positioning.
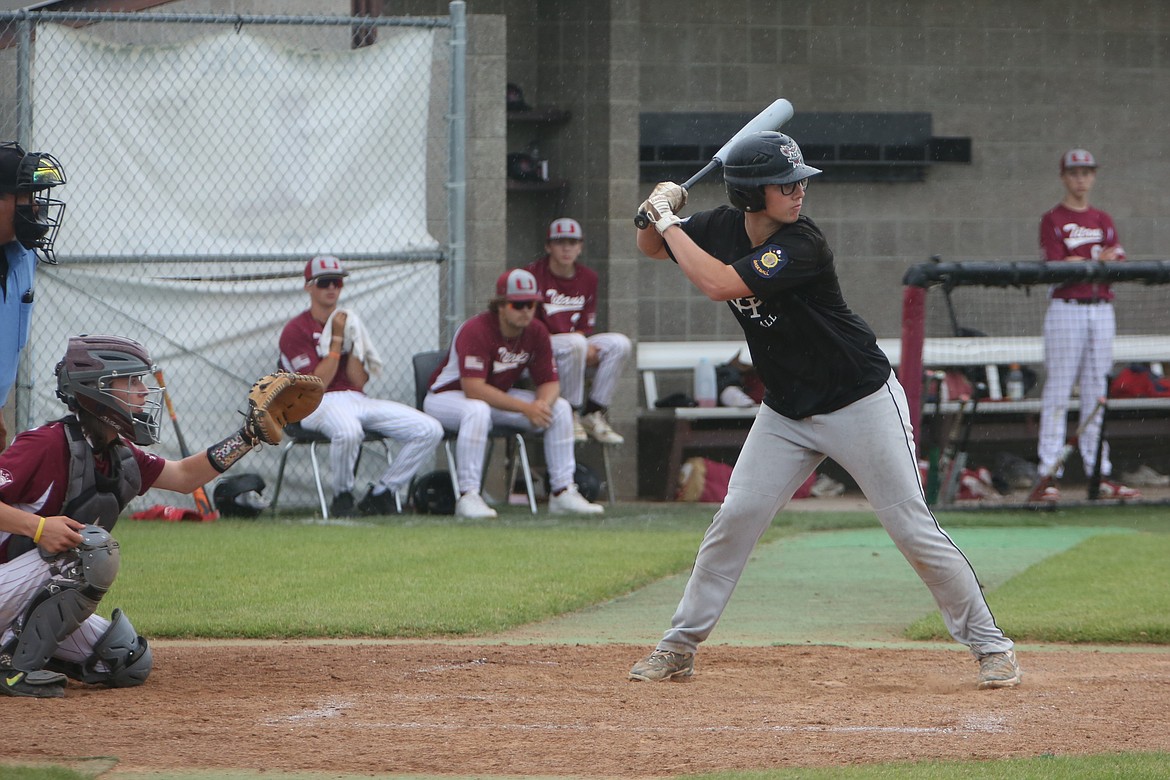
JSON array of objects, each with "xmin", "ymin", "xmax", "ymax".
[{"xmin": 674, "ymin": 207, "xmax": 890, "ymax": 419}]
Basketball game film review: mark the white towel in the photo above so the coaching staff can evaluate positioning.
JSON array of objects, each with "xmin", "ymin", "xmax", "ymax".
[{"xmin": 317, "ymin": 308, "xmax": 384, "ymax": 377}]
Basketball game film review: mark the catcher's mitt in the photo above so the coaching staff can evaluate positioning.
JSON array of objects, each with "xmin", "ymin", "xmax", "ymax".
[{"xmin": 244, "ymin": 372, "xmax": 324, "ymax": 445}]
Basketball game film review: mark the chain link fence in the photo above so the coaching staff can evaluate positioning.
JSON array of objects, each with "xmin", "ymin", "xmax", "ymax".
[{"xmin": 1, "ymin": 8, "xmax": 465, "ymax": 513}]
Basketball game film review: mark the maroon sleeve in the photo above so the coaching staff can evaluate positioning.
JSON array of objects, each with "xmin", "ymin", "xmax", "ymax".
[{"xmin": 0, "ymin": 425, "xmax": 70, "ymax": 512}]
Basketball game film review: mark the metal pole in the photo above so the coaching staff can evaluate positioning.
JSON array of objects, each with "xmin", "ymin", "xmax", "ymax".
[
  {"xmin": 446, "ymin": 0, "xmax": 467, "ymax": 343},
  {"xmin": 14, "ymin": 13, "xmax": 34, "ymax": 434}
]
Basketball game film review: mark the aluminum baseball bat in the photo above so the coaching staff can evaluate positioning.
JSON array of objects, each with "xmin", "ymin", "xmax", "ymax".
[{"xmin": 634, "ymin": 98, "xmax": 795, "ymax": 229}]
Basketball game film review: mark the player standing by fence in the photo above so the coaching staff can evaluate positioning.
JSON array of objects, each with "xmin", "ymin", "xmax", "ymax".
[{"xmin": 1029, "ymin": 149, "xmax": 1139, "ymax": 503}]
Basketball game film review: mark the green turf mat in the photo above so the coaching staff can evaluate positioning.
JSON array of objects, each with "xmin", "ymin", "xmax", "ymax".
[{"xmin": 505, "ymin": 525, "xmax": 1130, "ymax": 647}]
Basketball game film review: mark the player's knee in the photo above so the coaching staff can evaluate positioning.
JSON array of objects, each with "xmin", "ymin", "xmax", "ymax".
[
  {"xmin": 609, "ymin": 333, "xmax": 633, "ymax": 358},
  {"xmin": 420, "ymin": 414, "xmax": 444, "ymax": 445}
]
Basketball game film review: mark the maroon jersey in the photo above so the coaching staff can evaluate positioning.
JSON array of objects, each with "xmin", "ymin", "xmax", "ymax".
[
  {"xmin": 525, "ymin": 255, "xmax": 598, "ymax": 335},
  {"xmin": 429, "ymin": 310, "xmax": 557, "ymax": 393},
  {"xmin": 1040, "ymin": 203, "xmax": 1124, "ymax": 302},
  {"xmin": 0, "ymin": 422, "xmax": 166, "ymax": 535},
  {"xmin": 278, "ymin": 310, "xmax": 361, "ymax": 392}
]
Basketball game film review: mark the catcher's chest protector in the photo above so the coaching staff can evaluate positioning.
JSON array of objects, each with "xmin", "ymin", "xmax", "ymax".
[
  {"xmin": 62, "ymin": 418, "xmax": 141, "ymax": 531},
  {"xmin": 2, "ymin": 420, "xmax": 140, "ymax": 563}
]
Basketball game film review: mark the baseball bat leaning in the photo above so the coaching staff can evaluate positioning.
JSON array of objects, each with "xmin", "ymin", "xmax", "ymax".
[
  {"xmin": 634, "ymin": 98, "xmax": 795, "ymax": 229},
  {"xmin": 1087, "ymin": 378, "xmax": 1112, "ymax": 500},
  {"xmin": 1050, "ymin": 396, "xmax": 1107, "ymax": 480},
  {"xmin": 940, "ymin": 383, "xmax": 987, "ymax": 505},
  {"xmin": 154, "ymin": 369, "xmax": 219, "ymax": 519}
]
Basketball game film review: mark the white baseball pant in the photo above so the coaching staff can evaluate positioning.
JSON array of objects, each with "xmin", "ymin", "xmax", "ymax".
[
  {"xmin": 549, "ymin": 332, "xmax": 631, "ymax": 408},
  {"xmin": 423, "ymin": 389, "xmax": 577, "ymax": 495},
  {"xmin": 1038, "ymin": 300, "xmax": 1115, "ymax": 478},
  {"xmin": 298, "ymin": 390, "xmax": 444, "ymax": 495},
  {"xmin": 654, "ymin": 372, "xmax": 1013, "ymax": 659},
  {"xmin": 0, "ymin": 549, "xmax": 112, "ymax": 669}
]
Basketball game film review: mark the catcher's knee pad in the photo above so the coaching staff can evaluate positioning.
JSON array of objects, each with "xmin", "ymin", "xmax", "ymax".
[
  {"xmin": 46, "ymin": 608, "xmax": 152, "ymax": 688},
  {"xmin": 10, "ymin": 525, "xmax": 120, "ymax": 672}
]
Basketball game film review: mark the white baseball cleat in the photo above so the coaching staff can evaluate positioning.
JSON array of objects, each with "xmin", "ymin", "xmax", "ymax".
[
  {"xmin": 549, "ymin": 484, "xmax": 604, "ymax": 515},
  {"xmin": 580, "ymin": 411, "xmax": 624, "ymax": 445},
  {"xmin": 455, "ymin": 491, "xmax": 498, "ymax": 519}
]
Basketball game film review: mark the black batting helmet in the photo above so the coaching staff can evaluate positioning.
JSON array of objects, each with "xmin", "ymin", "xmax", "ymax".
[
  {"xmin": 722, "ymin": 131, "xmax": 822, "ymax": 212},
  {"xmin": 56, "ymin": 335, "xmax": 164, "ymax": 446}
]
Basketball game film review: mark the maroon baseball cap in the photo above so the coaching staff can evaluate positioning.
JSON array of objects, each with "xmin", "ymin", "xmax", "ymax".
[
  {"xmin": 496, "ymin": 268, "xmax": 542, "ymax": 302},
  {"xmin": 304, "ymin": 254, "xmax": 349, "ymax": 281}
]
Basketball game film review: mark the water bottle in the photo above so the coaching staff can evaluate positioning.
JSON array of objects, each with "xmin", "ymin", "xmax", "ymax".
[
  {"xmin": 1006, "ymin": 363, "xmax": 1025, "ymax": 401},
  {"xmin": 694, "ymin": 357, "xmax": 717, "ymax": 408}
]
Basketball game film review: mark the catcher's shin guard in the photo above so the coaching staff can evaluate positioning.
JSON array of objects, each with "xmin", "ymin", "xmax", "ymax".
[
  {"xmin": 45, "ymin": 607, "xmax": 153, "ymax": 687},
  {"xmin": 8, "ymin": 525, "xmax": 120, "ymax": 673}
]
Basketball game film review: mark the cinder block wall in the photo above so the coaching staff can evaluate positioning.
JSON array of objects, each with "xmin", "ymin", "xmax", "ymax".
[{"xmin": 398, "ymin": 0, "xmax": 1170, "ymax": 499}]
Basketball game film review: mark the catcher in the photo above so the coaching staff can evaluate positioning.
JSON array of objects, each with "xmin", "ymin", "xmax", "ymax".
[{"xmin": 0, "ymin": 334, "xmax": 322, "ymax": 698}]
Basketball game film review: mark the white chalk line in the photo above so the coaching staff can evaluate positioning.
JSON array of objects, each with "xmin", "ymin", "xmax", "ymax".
[{"xmin": 266, "ymin": 705, "xmax": 1008, "ymax": 736}]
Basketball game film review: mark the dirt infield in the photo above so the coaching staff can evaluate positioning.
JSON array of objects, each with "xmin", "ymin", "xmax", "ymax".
[{"xmin": 4, "ymin": 642, "xmax": 1169, "ymax": 777}]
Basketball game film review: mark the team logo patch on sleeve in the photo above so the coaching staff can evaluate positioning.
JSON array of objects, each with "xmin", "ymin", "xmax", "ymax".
[{"xmin": 750, "ymin": 245, "xmax": 789, "ymax": 279}]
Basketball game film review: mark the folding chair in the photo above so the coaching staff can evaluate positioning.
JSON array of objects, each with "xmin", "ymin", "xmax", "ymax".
[
  {"xmin": 270, "ymin": 421, "xmax": 397, "ymax": 518},
  {"xmin": 412, "ymin": 350, "xmax": 538, "ymax": 514}
]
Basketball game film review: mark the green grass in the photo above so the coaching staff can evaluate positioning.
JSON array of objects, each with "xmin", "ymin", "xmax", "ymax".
[
  {"xmin": 682, "ymin": 752, "xmax": 1170, "ymax": 779},
  {"xmin": 107, "ymin": 503, "xmax": 744, "ymax": 638},
  {"xmin": 906, "ymin": 531, "xmax": 1170, "ymax": 643}
]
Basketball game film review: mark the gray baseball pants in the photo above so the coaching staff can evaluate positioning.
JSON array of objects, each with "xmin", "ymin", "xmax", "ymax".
[{"xmin": 656, "ymin": 371, "xmax": 1014, "ymax": 658}]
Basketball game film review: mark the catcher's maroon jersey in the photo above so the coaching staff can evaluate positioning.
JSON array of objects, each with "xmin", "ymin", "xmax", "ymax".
[
  {"xmin": 0, "ymin": 423, "xmax": 165, "ymax": 544},
  {"xmin": 525, "ymin": 255, "xmax": 598, "ymax": 335},
  {"xmin": 1039, "ymin": 203, "xmax": 1124, "ymax": 302},
  {"xmin": 429, "ymin": 310, "xmax": 557, "ymax": 394},
  {"xmin": 278, "ymin": 310, "xmax": 362, "ymax": 392}
]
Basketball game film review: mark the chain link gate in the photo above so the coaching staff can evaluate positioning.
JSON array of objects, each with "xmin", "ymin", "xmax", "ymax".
[{"xmin": 0, "ymin": 7, "xmax": 467, "ymax": 514}]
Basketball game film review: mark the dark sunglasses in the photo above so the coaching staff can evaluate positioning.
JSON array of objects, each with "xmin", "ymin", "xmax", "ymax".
[
  {"xmin": 508, "ymin": 300, "xmax": 537, "ymax": 310},
  {"xmin": 315, "ymin": 277, "xmax": 344, "ymax": 289},
  {"xmin": 778, "ymin": 178, "xmax": 810, "ymax": 196}
]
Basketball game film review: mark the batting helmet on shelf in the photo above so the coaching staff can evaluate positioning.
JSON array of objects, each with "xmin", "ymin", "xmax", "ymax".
[
  {"xmin": 722, "ymin": 131, "xmax": 822, "ymax": 212},
  {"xmin": 411, "ymin": 471, "xmax": 456, "ymax": 515},
  {"xmin": 55, "ymin": 335, "xmax": 164, "ymax": 446}
]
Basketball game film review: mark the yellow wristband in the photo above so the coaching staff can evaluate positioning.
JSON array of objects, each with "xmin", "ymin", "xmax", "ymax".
[
  {"xmin": 328, "ymin": 351, "xmax": 342, "ymax": 360},
  {"xmin": 33, "ymin": 516, "xmax": 46, "ymax": 545}
]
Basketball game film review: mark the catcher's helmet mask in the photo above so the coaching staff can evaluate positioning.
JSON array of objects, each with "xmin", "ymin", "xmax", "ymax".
[
  {"xmin": 56, "ymin": 335, "xmax": 164, "ymax": 446},
  {"xmin": 722, "ymin": 131, "xmax": 822, "ymax": 212},
  {"xmin": 1, "ymin": 141, "xmax": 68, "ymax": 263}
]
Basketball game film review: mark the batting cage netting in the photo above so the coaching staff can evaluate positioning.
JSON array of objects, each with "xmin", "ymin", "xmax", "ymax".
[
  {"xmin": 1, "ymin": 8, "xmax": 465, "ymax": 514},
  {"xmin": 899, "ymin": 259, "xmax": 1170, "ymax": 507}
]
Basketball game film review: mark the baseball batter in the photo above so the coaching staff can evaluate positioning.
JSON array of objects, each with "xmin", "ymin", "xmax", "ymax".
[
  {"xmin": 423, "ymin": 268, "xmax": 604, "ymax": 519},
  {"xmin": 630, "ymin": 131, "xmax": 1019, "ymax": 690},
  {"xmin": 0, "ymin": 335, "xmax": 284, "ymax": 697},
  {"xmin": 525, "ymin": 218, "xmax": 631, "ymax": 445},
  {"xmin": 279, "ymin": 255, "xmax": 444, "ymax": 517},
  {"xmin": 1030, "ymin": 149, "xmax": 1138, "ymax": 503}
]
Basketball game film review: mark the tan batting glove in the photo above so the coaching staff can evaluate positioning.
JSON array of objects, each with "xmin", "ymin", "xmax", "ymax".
[
  {"xmin": 639, "ymin": 181, "xmax": 688, "ymax": 226},
  {"xmin": 647, "ymin": 192, "xmax": 683, "ymax": 235}
]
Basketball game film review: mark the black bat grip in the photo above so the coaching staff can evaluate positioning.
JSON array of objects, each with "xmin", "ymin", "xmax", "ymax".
[{"xmin": 634, "ymin": 211, "xmax": 651, "ymax": 230}]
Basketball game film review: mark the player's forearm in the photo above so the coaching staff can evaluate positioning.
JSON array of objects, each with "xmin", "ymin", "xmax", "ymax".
[
  {"xmin": 155, "ymin": 451, "xmax": 225, "ymax": 493},
  {"xmin": 463, "ymin": 381, "xmax": 526, "ymax": 414},
  {"xmin": 668, "ymin": 235, "xmax": 751, "ymax": 301},
  {"xmin": 535, "ymin": 381, "xmax": 560, "ymax": 407}
]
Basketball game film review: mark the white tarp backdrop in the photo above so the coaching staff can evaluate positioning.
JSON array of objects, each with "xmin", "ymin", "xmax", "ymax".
[
  {"xmin": 34, "ymin": 23, "xmax": 439, "ymax": 257},
  {"xmin": 31, "ymin": 261, "xmax": 441, "ymax": 512}
]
